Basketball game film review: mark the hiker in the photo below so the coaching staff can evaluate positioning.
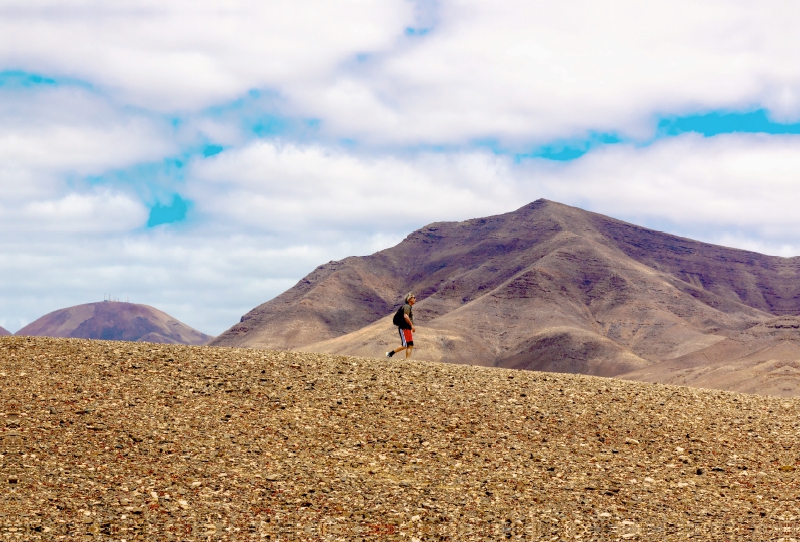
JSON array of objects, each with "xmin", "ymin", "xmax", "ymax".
[{"xmin": 386, "ymin": 293, "xmax": 416, "ymax": 359}]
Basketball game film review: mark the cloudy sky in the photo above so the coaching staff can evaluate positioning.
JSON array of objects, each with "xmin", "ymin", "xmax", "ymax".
[{"xmin": 4, "ymin": 0, "xmax": 800, "ymax": 335}]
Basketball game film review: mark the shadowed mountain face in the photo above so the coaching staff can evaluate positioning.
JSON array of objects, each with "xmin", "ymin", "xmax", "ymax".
[
  {"xmin": 0, "ymin": 325, "xmax": 10, "ymax": 336},
  {"xmin": 211, "ymin": 199, "xmax": 800, "ymax": 392},
  {"xmin": 16, "ymin": 302, "xmax": 212, "ymax": 345}
]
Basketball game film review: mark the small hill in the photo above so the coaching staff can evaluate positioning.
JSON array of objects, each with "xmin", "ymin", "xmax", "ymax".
[
  {"xmin": 211, "ymin": 199, "xmax": 798, "ymax": 389},
  {"xmin": 1, "ymin": 336, "xmax": 796, "ymax": 534},
  {"xmin": 621, "ymin": 316, "xmax": 800, "ymax": 396},
  {"xmin": 15, "ymin": 302, "xmax": 211, "ymax": 345},
  {"xmin": 0, "ymin": 325, "xmax": 10, "ymax": 336}
]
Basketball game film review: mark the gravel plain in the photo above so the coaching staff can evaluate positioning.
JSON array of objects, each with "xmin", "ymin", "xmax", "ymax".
[{"xmin": 1, "ymin": 336, "xmax": 799, "ymax": 540}]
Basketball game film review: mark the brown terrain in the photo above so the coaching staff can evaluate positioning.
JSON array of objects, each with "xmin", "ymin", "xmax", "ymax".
[
  {"xmin": 16, "ymin": 301, "xmax": 212, "ymax": 345},
  {"xmin": 2, "ymin": 336, "xmax": 799, "ymax": 539},
  {"xmin": 211, "ymin": 199, "xmax": 800, "ymax": 395},
  {"xmin": 0, "ymin": 325, "xmax": 9, "ymax": 336},
  {"xmin": 621, "ymin": 316, "xmax": 800, "ymax": 396}
]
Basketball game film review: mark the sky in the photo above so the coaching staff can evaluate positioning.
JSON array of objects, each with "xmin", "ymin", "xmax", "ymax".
[{"xmin": 4, "ymin": 0, "xmax": 800, "ymax": 335}]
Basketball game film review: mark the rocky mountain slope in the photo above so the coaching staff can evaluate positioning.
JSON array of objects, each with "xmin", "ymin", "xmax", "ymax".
[
  {"xmin": 0, "ymin": 325, "xmax": 9, "ymax": 336},
  {"xmin": 211, "ymin": 199, "xmax": 800, "ymax": 390},
  {"xmin": 2, "ymin": 336, "xmax": 797, "ymax": 536},
  {"xmin": 622, "ymin": 316, "xmax": 800, "ymax": 396},
  {"xmin": 16, "ymin": 301, "xmax": 211, "ymax": 345}
]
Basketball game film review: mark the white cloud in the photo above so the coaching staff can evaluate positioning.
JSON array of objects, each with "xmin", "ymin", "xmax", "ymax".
[
  {"xmin": 0, "ymin": 0, "xmax": 414, "ymax": 111},
  {"xmin": 0, "ymin": 85, "xmax": 176, "ymax": 202},
  {"xmin": 188, "ymin": 134, "xmax": 800, "ymax": 257},
  {"xmin": 296, "ymin": 0, "xmax": 800, "ymax": 144},
  {"xmin": 187, "ymin": 140, "xmax": 522, "ymax": 232},
  {"xmin": 3, "ymin": 191, "xmax": 147, "ymax": 232},
  {"xmin": 7, "ymin": 1, "xmax": 800, "ymax": 144},
  {"xmin": 531, "ymin": 133, "xmax": 800, "ymax": 238},
  {"xmin": 0, "ymin": 85, "xmax": 177, "ymax": 232},
  {"xmin": 0, "ymin": 229, "xmax": 401, "ymax": 335},
  {"xmin": 7, "ymin": 134, "xmax": 800, "ymax": 335},
  {"xmin": 9, "ymin": 0, "xmax": 800, "ymax": 336}
]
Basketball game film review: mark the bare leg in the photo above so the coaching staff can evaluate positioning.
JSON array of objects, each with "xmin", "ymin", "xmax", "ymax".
[
  {"xmin": 393, "ymin": 346, "xmax": 406, "ymax": 354},
  {"xmin": 405, "ymin": 345, "xmax": 413, "ymax": 359}
]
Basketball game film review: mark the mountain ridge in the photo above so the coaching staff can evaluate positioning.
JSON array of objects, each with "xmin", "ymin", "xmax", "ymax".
[{"xmin": 210, "ymin": 199, "xmax": 800, "ymax": 394}]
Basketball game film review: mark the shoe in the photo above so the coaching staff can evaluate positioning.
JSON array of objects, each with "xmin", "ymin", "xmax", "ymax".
[{"xmin": 386, "ymin": 351, "xmax": 395, "ymax": 358}]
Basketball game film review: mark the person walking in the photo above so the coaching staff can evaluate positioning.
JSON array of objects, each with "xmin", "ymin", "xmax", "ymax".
[{"xmin": 386, "ymin": 293, "xmax": 416, "ymax": 359}]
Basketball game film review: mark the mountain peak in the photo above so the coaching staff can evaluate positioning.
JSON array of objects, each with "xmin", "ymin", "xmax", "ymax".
[
  {"xmin": 209, "ymin": 200, "xmax": 800, "ymax": 394},
  {"xmin": 16, "ymin": 302, "xmax": 212, "ymax": 345}
]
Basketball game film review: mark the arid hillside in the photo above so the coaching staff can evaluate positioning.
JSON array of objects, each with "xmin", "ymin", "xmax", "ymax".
[
  {"xmin": 622, "ymin": 316, "xmax": 800, "ymax": 396},
  {"xmin": 211, "ymin": 199, "xmax": 800, "ymax": 391},
  {"xmin": 0, "ymin": 325, "xmax": 9, "ymax": 336},
  {"xmin": 1, "ymin": 336, "xmax": 798, "ymax": 539},
  {"xmin": 16, "ymin": 301, "xmax": 211, "ymax": 345}
]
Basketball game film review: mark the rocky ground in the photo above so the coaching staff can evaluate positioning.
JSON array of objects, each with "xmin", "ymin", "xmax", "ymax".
[{"xmin": 1, "ymin": 336, "xmax": 799, "ymax": 540}]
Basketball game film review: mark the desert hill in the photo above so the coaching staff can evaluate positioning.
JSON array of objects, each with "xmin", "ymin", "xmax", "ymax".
[
  {"xmin": 622, "ymin": 316, "xmax": 800, "ymax": 396},
  {"xmin": 211, "ymin": 199, "xmax": 797, "ymax": 387},
  {"xmin": 16, "ymin": 301, "xmax": 211, "ymax": 345},
  {"xmin": 0, "ymin": 325, "xmax": 9, "ymax": 336},
  {"xmin": 2, "ymin": 336, "xmax": 798, "ymax": 535}
]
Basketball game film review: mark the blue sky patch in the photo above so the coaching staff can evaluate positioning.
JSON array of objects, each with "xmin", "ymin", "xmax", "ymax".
[
  {"xmin": 203, "ymin": 144, "xmax": 224, "ymax": 157},
  {"xmin": 511, "ymin": 109, "xmax": 800, "ymax": 163},
  {"xmin": 658, "ymin": 109, "xmax": 800, "ymax": 137},
  {"xmin": 201, "ymin": 88, "xmax": 295, "ymax": 139},
  {"xmin": 517, "ymin": 132, "xmax": 624, "ymax": 162},
  {"xmin": 84, "ymin": 156, "xmax": 190, "ymax": 208},
  {"xmin": 147, "ymin": 195, "xmax": 190, "ymax": 227},
  {"xmin": 0, "ymin": 70, "xmax": 58, "ymax": 89},
  {"xmin": 0, "ymin": 70, "xmax": 96, "ymax": 91},
  {"xmin": 405, "ymin": 27, "xmax": 431, "ymax": 36},
  {"xmin": 252, "ymin": 116, "xmax": 288, "ymax": 137}
]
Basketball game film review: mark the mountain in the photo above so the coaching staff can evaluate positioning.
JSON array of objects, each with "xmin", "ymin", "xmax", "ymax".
[
  {"xmin": 16, "ymin": 302, "xmax": 212, "ymax": 345},
  {"xmin": 211, "ymin": 199, "xmax": 799, "ymax": 388},
  {"xmin": 621, "ymin": 316, "xmax": 800, "ymax": 396},
  {"xmin": 0, "ymin": 325, "xmax": 10, "ymax": 336}
]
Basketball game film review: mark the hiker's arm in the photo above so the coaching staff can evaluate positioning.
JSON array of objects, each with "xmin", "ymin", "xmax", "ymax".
[{"xmin": 405, "ymin": 314, "xmax": 415, "ymax": 332}]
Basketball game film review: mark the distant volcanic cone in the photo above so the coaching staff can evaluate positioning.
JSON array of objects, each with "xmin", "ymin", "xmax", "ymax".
[{"xmin": 16, "ymin": 302, "xmax": 212, "ymax": 345}]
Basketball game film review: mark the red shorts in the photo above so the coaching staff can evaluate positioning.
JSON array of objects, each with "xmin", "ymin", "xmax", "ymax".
[{"xmin": 399, "ymin": 327, "xmax": 413, "ymax": 347}]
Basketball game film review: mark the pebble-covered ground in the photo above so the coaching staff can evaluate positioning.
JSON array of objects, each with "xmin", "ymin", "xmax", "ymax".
[{"xmin": 1, "ymin": 336, "xmax": 799, "ymax": 540}]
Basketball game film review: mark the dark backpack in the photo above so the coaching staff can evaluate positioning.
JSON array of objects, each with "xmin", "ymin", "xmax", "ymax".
[{"xmin": 392, "ymin": 306, "xmax": 406, "ymax": 327}]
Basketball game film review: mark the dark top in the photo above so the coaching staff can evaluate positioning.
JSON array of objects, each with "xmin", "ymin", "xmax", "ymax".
[{"xmin": 400, "ymin": 303, "xmax": 414, "ymax": 329}]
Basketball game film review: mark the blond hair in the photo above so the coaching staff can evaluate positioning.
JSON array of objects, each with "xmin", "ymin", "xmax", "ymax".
[{"xmin": 405, "ymin": 293, "xmax": 416, "ymax": 303}]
